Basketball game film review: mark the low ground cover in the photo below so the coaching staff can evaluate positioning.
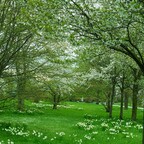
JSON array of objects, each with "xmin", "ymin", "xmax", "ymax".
[{"xmin": 0, "ymin": 102, "xmax": 143, "ymax": 144}]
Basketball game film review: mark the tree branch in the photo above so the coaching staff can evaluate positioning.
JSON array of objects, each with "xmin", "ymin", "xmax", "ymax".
[{"xmin": 126, "ymin": 22, "xmax": 144, "ymax": 66}]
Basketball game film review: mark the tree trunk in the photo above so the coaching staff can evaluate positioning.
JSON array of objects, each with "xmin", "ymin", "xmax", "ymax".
[
  {"xmin": 34, "ymin": 97, "xmax": 40, "ymax": 103},
  {"xmin": 131, "ymin": 83, "xmax": 138, "ymax": 121},
  {"xmin": 17, "ymin": 77, "xmax": 25, "ymax": 111},
  {"xmin": 106, "ymin": 93, "xmax": 111, "ymax": 112},
  {"xmin": 53, "ymin": 103, "xmax": 57, "ymax": 109},
  {"xmin": 119, "ymin": 71, "xmax": 125, "ymax": 120},
  {"xmin": 131, "ymin": 69, "xmax": 141, "ymax": 121},
  {"xmin": 17, "ymin": 97, "xmax": 24, "ymax": 111},
  {"xmin": 124, "ymin": 91, "xmax": 128, "ymax": 110},
  {"xmin": 53, "ymin": 95, "xmax": 58, "ymax": 109},
  {"xmin": 119, "ymin": 88, "xmax": 124, "ymax": 120},
  {"xmin": 109, "ymin": 80, "xmax": 116, "ymax": 118},
  {"xmin": 109, "ymin": 66, "xmax": 117, "ymax": 118},
  {"xmin": 15, "ymin": 49, "xmax": 28, "ymax": 111}
]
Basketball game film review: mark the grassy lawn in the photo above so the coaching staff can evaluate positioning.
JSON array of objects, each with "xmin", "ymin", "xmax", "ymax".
[{"xmin": 0, "ymin": 101, "xmax": 143, "ymax": 144}]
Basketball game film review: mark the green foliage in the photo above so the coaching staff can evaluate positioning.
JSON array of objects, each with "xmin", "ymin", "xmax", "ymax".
[
  {"xmin": 63, "ymin": 0, "xmax": 144, "ymax": 73},
  {"xmin": 0, "ymin": 1, "xmax": 144, "ymax": 142}
]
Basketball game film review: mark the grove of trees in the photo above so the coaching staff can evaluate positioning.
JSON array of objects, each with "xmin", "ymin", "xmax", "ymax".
[{"xmin": 0, "ymin": 0, "xmax": 143, "ymax": 143}]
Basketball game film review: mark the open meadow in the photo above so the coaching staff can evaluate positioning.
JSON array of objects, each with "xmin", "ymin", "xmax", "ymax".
[{"xmin": 0, "ymin": 102, "xmax": 143, "ymax": 144}]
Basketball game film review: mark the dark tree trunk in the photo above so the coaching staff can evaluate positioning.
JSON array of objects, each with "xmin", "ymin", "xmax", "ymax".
[
  {"xmin": 96, "ymin": 91, "xmax": 100, "ymax": 105},
  {"xmin": 109, "ymin": 66, "xmax": 117, "ymax": 118},
  {"xmin": 131, "ymin": 69, "xmax": 141, "ymax": 121},
  {"xmin": 17, "ymin": 97, "xmax": 24, "ymax": 111},
  {"xmin": 53, "ymin": 95, "xmax": 58, "ymax": 109},
  {"xmin": 48, "ymin": 85, "xmax": 62, "ymax": 110},
  {"xmin": 17, "ymin": 77, "xmax": 25, "ymax": 111},
  {"xmin": 106, "ymin": 93, "xmax": 111, "ymax": 112},
  {"xmin": 102, "ymin": 92, "xmax": 110, "ymax": 112},
  {"xmin": 53, "ymin": 103, "xmax": 57, "ymax": 109},
  {"xmin": 109, "ymin": 77, "xmax": 116, "ymax": 118},
  {"xmin": 131, "ymin": 83, "xmax": 138, "ymax": 121},
  {"xmin": 34, "ymin": 97, "xmax": 40, "ymax": 103},
  {"xmin": 124, "ymin": 91, "xmax": 128, "ymax": 110},
  {"xmin": 119, "ymin": 88, "xmax": 124, "ymax": 120}
]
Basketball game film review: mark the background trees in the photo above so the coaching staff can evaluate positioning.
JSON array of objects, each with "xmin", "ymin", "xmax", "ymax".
[
  {"xmin": 62, "ymin": 0, "xmax": 144, "ymax": 142},
  {"xmin": 0, "ymin": 0, "xmax": 143, "ymax": 116}
]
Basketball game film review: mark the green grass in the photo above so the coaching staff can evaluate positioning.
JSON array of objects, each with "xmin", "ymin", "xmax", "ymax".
[{"xmin": 0, "ymin": 101, "xmax": 143, "ymax": 144}]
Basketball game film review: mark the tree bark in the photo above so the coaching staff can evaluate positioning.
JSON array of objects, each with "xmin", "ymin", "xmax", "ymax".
[
  {"xmin": 124, "ymin": 91, "xmax": 128, "ymax": 110},
  {"xmin": 53, "ymin": 103, "xmax": 57, "ymax": 109},
  {"xmin": 119, "ymin": 71, "xmax": 125, "ymax": 120},
  {"xmin": 53, "ymin": 95, "xmax": 57, "ymax": 109},
  {"xmin": 131, "ymin": 69, "xmax": 141, "ymax": 121},
  {"xmin": 17, "ymin": 96, "xmax": 24, "ymax": 111},
  {"xmin": 106, "ymin": 93, "xmax": 111, "ymax": 112},
  {"xmin": 131, "ymin": 83, "xmax": 138, "ymax": 121},
  {"xmin": 119, "ymin": 88, "xmax": 124, "ymax": 120},
  {"xmin": 109, "ymin": 66, "xmax": 117, "ymax": 118},
  {"xmin": 16, "ymin": 76, "xmax": 26, "ymax": 111},
  {"xmin": 109, "ymin": 78, "xmax": 116, "ymax": 118}
]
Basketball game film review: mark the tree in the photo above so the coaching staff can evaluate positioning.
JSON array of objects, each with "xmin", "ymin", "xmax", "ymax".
[
  {"xmin": 63, "ymin": 0, "xmax": 144, "ymax": 71},
  {"xmin": 31, "ymin": 41, "xmax": 77, "ymax": 109},
  {"xmin": 0, "ymin": 0, "xmax": 32, "ymax": 77},
  {"xmin": 131, "ymin": 68, "xmax": 142, "ymax": 120},
  {"xmin": 0, "ymin": 0, "xmax": 34, "ymax": 110},
  {"xmin": 0, "ymin": 0, "xmax": 65, "ymax": 109}
]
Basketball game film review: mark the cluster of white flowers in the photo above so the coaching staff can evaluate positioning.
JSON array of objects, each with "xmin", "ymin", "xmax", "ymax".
[
  {"xmin": 76, "ymin": 119, "xmax": 95, "ymax": 131},
  {"xmin": 2, "ymin": 127, "xmax": 48, "ymax": 141},
  {"xmin": 2, "ymin": 127, "xmax": 29, "ymax": 137},
  {"xmin": 101, "ymin": 122, "xmax": 109, "ymax": 131},
  {"xmin": 26, "ymin": 110, "xmax": 33, "ymax": 114},
  {"xmin": 31, "ymin": 130, "xmax": 48, "ymax": 140},
  {"xmin": 134, "ymin": 124, "xmax": 143, "ymax": 130},
  {"xmin": 0, "ymin": 139, "xmax": 14, "ymax": 144},
  {"xmin": 56, "ymin": 132, "xmax": 65, "ymax": 136},
  {"xmin": 92, "ymin": 131, "xmax": 98, "ymax": 135},
  {"xmin": 7, "ymin": 139, "xmax": 14, "ymax": 144},
  {"xmin": 98, "ymin": 118, "xmax": 142, "ymax": 138},
  {"xmin": 109, "ymin": 128, "xmax": 118, "ymax": 135},
  {"xmin": 50, "ymin": 131, "xmax": 66, "ymax": 141},
  {"xmin": 75, "ymin": 139, "xmax": 82, "ymax": 144},
  {"xmin": 33, "ymin": 102, "xmax": 76, "ymax": 110},
  {"xmin": 50, "ymin": 137, "xmax": 57, "ymax": 141},
  {"xmin": 75, "ymin": 113, "xmax": 142, "ymax": 143},
  {"xmin": 101, "ymin": 122, "xmax": 109, "ymax": 128},
  {"xmin": 76, "ymin": 122, "xmax": 87, "ymax": 128},
  {"xmin": 121, "ymin": 131, "xmax": 137, "ymax": 138},
  {"xmin": 32, "ymin": 130, "xmax": 43, "ymax": 137},
  {"xmin": 0, "ymin": 140, "xmax": 4, "ymax": 144},
  {"xmin": 85, "ymin": 124, "xmax": 95, "ymax": 131},
  {"xmin": 84, "ymin": 135, "xmax": 91, "ymax": 140},
  {"xmin": 32, "ymin": 102, "xmax": 52, "ymax": 108},
  {"xmin": 58, "ymin": 105, "xmax": 71, "ymax": 109},
  {"xmin": 125, "ymin": 122, "xmax": 133, "ymax": 128}
]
